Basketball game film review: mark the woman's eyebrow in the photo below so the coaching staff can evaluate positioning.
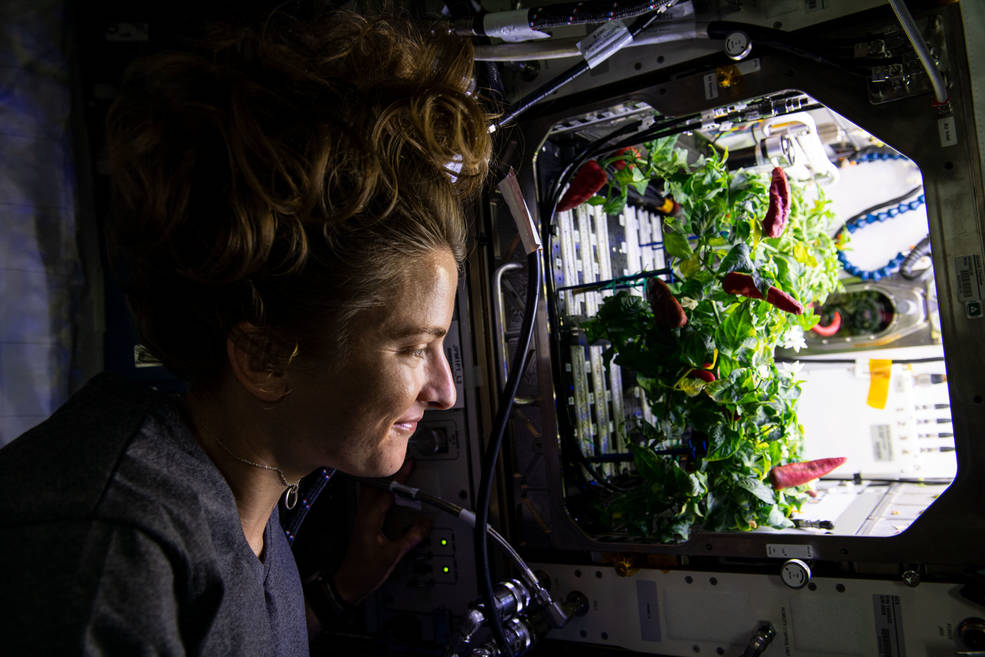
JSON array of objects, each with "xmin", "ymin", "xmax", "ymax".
[{"xmin": 386, "ymin": 326, "xmax": 448, "ymax": 340}]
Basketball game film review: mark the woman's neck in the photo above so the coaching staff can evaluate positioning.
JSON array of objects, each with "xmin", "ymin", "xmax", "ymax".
[{"xmin": 183, "ymin": 388, "xmax": 292, "ymax": 559}]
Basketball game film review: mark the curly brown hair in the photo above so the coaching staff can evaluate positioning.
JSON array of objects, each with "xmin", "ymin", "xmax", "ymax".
[{"xmin": 106, "ymin": 10, "xmax": 491, "ymax": 383}]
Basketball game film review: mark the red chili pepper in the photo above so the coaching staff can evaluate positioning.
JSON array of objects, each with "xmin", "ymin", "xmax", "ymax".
[
  {"xmin": 646, "ymin": 278, "xmax": 687, "ymax": 329},
  {"xmin": 765, "ymin": 287, "xmax": 803, "ymax": 315},
  {"xmin": 721, "ymin": 272, "xmax": 803, "ymax": 315},
  {"xmin": 811, "ymin": 310, "xmax": 842, "ymax": 337},
  {"xmin": 762, "ymin": 167, "xmax": 791, "ymax": 238},
  {"xmin": 689, "ymin": 369, "xmax": 716, "ymax": 382},
  {"xmin": 612, "ymin": 146, "xmax": 641, "ymax": 171},
  {"xmin": 557, "ymin": 160, "xmax": 607, "ymax": 212},
  {"xmin": 769, "ymin": 457, "xmax": 847, "ymax": 490}
]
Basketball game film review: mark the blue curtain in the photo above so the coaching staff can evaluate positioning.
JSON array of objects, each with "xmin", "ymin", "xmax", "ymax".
[{"xmin": 0, "ymin": 0, "xmax": 89, "ymax": 445}]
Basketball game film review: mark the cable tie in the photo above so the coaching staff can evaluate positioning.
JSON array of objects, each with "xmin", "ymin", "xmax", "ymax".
[
  {"xmin": 389, "ymin": 480, "xmax": 421, "ymax": 499},
  {"xmin": 458, "ymin": 508, "xmax": 477, "ymax": 528}
]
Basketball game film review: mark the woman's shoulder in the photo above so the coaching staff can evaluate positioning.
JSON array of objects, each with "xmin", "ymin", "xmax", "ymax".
[
  {"xmin": 0, "ymin": 373, "xmax": 157, "ymax": 522},
  {"xmin": 0, "ymin": 373, "xmax": 234, "ymax": 546},
  {"xmin": 104, "ymin": 393, "xmax": 245, "ymax": 550}
]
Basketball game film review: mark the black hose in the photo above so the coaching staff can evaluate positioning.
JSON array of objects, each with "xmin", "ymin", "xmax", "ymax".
[
  {"xmin": 415, "ymin": 492, "xmax": 539, "ymax": 587},
  {"xmin": 706, "ymin": 20, "xmax": 869, "ymax": 78},
  {"xmin": 899, "ymin": 234, "xmax": 933, "ymax": 281},
  {"xmin": 474, "ymin": 250, "xmax": 542, "ymax": 656},
  {"xmin": 528, "ymin": 0, "xmax": 670, "ymax": 31},
  {"xmin": 359, "ymin": 477, "xmax": 546, "ymax": 602},
  {"xmin": 839, "ymin": 185, "xmax": 923, "ymax": 232},
  {"xmin": 495, "ymin": 5, "xmax": 675, "ymax": 129}
]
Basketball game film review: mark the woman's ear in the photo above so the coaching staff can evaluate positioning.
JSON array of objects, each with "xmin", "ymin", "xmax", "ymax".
[{"xmin": 226, "ymin": 322, "xmax": 295, "ymax": 402}]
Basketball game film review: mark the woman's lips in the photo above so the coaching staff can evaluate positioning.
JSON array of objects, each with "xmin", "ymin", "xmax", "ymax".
[{"xmin": 393, "ymin": 419, "xmax": 420, "ymax": 434}]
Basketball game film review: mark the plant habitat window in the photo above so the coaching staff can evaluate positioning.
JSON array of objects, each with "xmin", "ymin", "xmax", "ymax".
[{"xmin": 548, "ymin": 94, "xmax": 950, "ymax": 544}]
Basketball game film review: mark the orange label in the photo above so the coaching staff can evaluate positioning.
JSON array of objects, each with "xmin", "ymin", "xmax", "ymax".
[{"xmin": 866, "ymin": 359, "xmax": 893, "ymax": 409}]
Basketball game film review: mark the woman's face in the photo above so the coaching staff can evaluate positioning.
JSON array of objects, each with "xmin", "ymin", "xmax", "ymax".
[{"xmin": 284, "ymin": 248, "xmax": 459, "ymax": 477}]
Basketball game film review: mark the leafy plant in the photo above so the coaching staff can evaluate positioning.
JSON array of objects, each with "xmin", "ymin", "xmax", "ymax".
[{"xmin": 581, "ymin": 136, "xmax": 841, "ymax": 542}]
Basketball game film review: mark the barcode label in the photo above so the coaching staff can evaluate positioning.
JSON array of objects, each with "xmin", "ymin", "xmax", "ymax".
[
  {"xmin": 872, "ymin": 594, "xmax": 906, "ymax": 657},
  {"xmin": 878, "ymin": 629, "xmax": 894, "ymax": 657},
  {"xmin": 959, "ymin": 269, "xmax": 973, "ymax": 298},
  {"xmin": 955, "ymin": 255, "xmax": 984, "ymax": 300},
  {"xmin": 954, "ymin": 254, "xmax": 984, "ymax": 319}
]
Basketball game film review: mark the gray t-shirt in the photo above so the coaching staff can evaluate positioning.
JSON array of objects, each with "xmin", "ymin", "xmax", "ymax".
[{"xmin": 0, "ymin": 374, "xmax": 308, "ymax": 656}]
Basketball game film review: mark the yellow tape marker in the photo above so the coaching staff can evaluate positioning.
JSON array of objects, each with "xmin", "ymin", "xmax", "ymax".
[{"xmin": 867, "ymin": 359, "xmax": 893, "ymax": 409}]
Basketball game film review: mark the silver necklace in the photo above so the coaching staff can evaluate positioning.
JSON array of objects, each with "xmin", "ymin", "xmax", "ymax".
[{"xmin": 213, "ymin": 436, "xmax": 300, "ymax": 510}]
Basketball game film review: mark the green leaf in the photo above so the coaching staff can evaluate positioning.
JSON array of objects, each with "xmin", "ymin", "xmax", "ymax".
[
  {"xmin": 767, "ymin": 504, "xmax": 794, "ymax": 528},
  {"xmin": 663, "ymin": 231, "xmax": 693, "ymax": 259},
  {"xmin": 680, "ymin": 253, "xmax": 703, "ymax": 278},
  {"xmin": 614, "ymin": 167, "xmax": 636, "ymax": 186},
  {"xmin": 688, "ymin": 470, "xmax": 709, "ymax": 497},
  {"xmin": 675, "ymin": 374, "xmax": 707, "ymax": 397},
  {"xmin": 718, "ymin": 243, "xmax": 753, "ymax": 276},
  {"xmin": 603, "ymin": 188, "xmax": 628, "ymax": 215},
  {"xmin": 750, "ymin": 269, "xmax": 771, "ymax": 298},
  {"xmin": 586, "ymin": 196, "xmax": 606, "ymax": 206},
  {"xmin": 736, "ymin": 477, "xmax": 775, "ymax": 505},
  {"xmin": 630, "ymin": 443, "xmax": 664, "ymax": 482}
]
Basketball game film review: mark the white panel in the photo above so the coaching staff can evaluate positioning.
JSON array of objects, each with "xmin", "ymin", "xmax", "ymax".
[{"xmin": 534, "ymin": 564, "xmax": 982, "ymax": 657}]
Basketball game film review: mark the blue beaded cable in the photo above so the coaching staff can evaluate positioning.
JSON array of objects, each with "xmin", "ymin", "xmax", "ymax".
[
  {"xmin": 849, "ymin": 151, "xmax": 908, "ymax": 164},
  {"xmin": 836, "ymin": 193, "xmax": 926, "ymax": 281}
]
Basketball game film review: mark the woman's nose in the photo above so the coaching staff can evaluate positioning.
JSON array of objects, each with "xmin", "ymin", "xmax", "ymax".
[{"xmin": 422, "ymin": 347, "xmax": 457, "ymax": 410}]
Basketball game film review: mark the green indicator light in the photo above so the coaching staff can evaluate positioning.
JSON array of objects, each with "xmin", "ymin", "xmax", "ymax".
[
  {"xmin": 442, "ymin": 566, "xmax": 450, "ymax": 573},
  {"xmin": 440, "ymin": 539, "xmax": 448, "ymax": 546}
]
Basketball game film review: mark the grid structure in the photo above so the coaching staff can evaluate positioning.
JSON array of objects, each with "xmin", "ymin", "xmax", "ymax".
[{"xmin": 552, "ymin": 203, "xmax": 669, "ymax": 469}]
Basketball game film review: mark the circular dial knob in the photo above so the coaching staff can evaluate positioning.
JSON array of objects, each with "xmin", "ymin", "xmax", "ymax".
[{"xmin": 780, "ymin": 558, "xmax": 812, "ymax": 589}]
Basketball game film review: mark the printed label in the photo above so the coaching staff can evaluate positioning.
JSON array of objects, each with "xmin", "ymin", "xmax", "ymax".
[
  {"xmin": 577, "ymin": 20, "xmax": 632, "ymax": 69},
  {"xmin": 484, "ymin": 9, "xmax": 550, "ymax": 43},
  {"xmin": 703, "ymin": 72, "xmax": 719, "ymax": 100},
  {"xmin": 873, "ymin": 594, "xmax": 906, "ymax": 657},
  {"xmin": 636, "ymin": 580, "xmax": 662, "ymax": 641},
  {"xmin": 737, "ymin": 58, "xmax": 761, "ymax": 75},
  {"xmin": 871, "ymin": 424, "xmax": 894, "ymax": 461},
  {"xmin": 954, "ymin": 254, "xmax": 984, "ymax": 319},
  {"xmin": 938, "ymin": 116, "xmax": 957, "ymax": 147},
  {"xmin": 767, "ymin": 543, "xmax": 816, "ymax": 559}
]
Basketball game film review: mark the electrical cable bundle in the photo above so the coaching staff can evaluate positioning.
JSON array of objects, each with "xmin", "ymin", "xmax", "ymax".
[
  {"xmin": 473, "ymin": 250, "xmax": 541, "ymax": 656},
  {"xmin": 493, "ymin": 3, "xmax": 679, "ymax": 129}
]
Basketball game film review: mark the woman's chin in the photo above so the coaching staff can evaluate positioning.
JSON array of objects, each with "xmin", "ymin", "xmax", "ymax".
[{"xmin": 346, "ymin": 446, "xmax": 408, "ymax": 479}]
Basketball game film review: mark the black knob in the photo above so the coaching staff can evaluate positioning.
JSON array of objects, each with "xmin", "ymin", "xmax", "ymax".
[{"xmin": 958, "ymin": 617, "xmax": 985, "ymax": 650}]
